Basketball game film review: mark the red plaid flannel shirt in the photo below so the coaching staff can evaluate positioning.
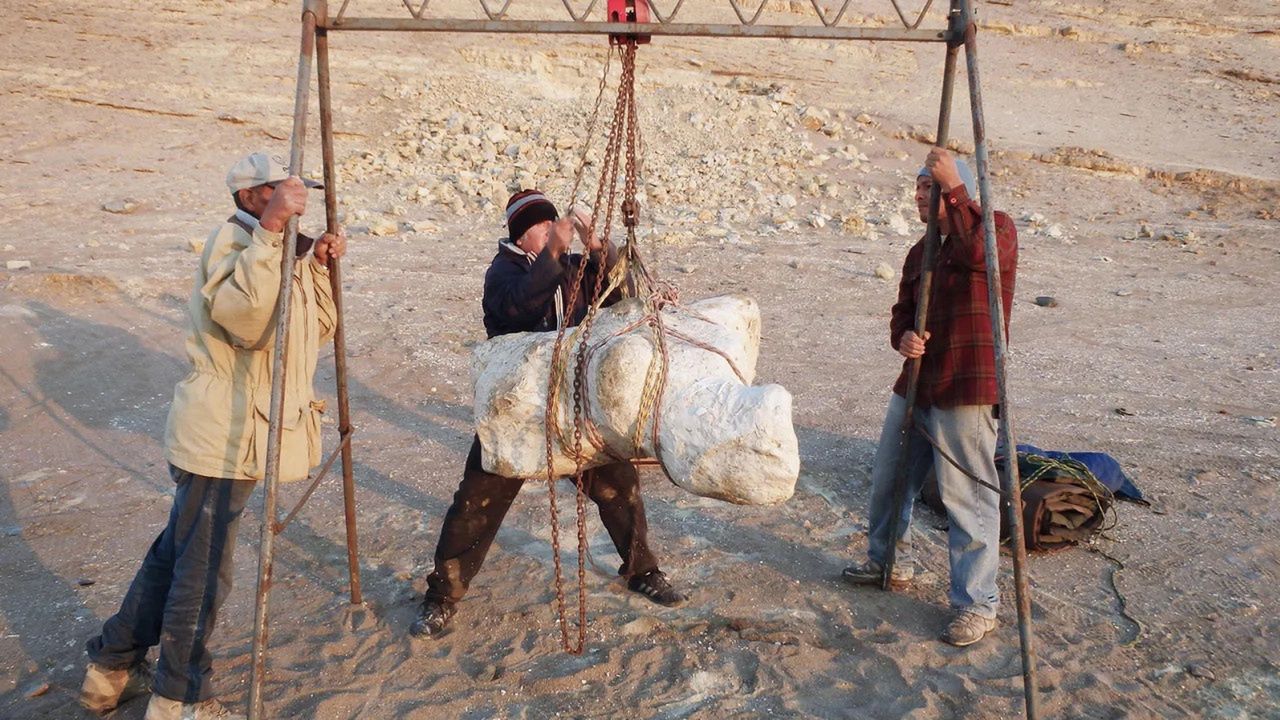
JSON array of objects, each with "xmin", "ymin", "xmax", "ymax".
[{"xmin": 890, "ymin": 185, "xmax": 1018, "ymax": 408}]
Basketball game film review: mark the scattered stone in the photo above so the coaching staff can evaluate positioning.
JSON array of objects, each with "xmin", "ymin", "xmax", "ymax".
[
  {"xmin": 676, "ymin": 264, "xmax": 698, "ymax": 274},
  {"xmin": 1044, "ymin": 224, "xmax": 1065, "ymax": 239},
  {"xmin": 1244, "ymin": 416, "xmax": 1277, "ymax": 428},
  {"xmin": 77, "ymin": 578, "xmax": 96, "ymax": 587},
  {"xmin": 2, "ymin": 244, "xmax": 14, "ymax": 252},
  {"xmin": 1139, "ymin": 223, "xmax": 1155, "ymax": 238},
  {"xmin": 874, "ymin": 262, "xmax": 895, "ymax": 281},
  {"xmin": 621, "ymin": 616, "xmax": 661, "ymax": 636},
  {"xmin": 1096, "ymin": 256, "xmax": 1114, "ymax": 263},
  {"xmin": 1114, "ymin": 289, "xmax": 1132, "ymax": 297},
  {"xmin": 24, "ymin": 682, "xmax": 49, "ymax": 699},
  {"xmin": 1186, "ymin": 663, "xmax": 1216, "ymax": 681},
  {"xmin": 187, "ymin": 238, "xmax": 206, "ymax": 254},
  {"xmin": 855, "ymin": 113, "xmax": 874, "ymax": 125},
  {"xmin": 6, "ymin": 260, "xmax": 32, "ymax": 271},
  {"xmin": 1188, "ymin": 469, "xmax": 1219, "ymax": 486},
  {"xmin": 102, "ymin": 199, "xmax": 140, "ymax": 215},
  {"xmin": 1115, "ymin": 407, "xmax": 1138, "ymax": 417},
  {"xmin": 0, "ymin": 305, "xmax": 36, "ymax": 319},
  {"xmin": 787, "ymin": 259, "xmax": 802, "ymax": 269},
  {"xmin": 369, "ymin": 218, "xmax": 400, "ymax": 237},
  {"xmin": 1034, "ymin": 296, "xmax": 1058, "ymax": 307},
  {"xmin": 777, "ymin": 194, "xmax": 798, "ymax": 209},
  {"xmin": 887, "ymin": 215, "xmax": 911, "ymax": 236}
]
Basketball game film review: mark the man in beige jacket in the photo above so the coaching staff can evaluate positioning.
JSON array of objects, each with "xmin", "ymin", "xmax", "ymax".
[{"xmin": 79, "ymin": 152, "xmax": 345, "ymax": 720}]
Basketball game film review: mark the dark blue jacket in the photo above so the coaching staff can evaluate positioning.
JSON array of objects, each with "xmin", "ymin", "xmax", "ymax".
[{"xmin": 481, "ymin": 239, "xmax": 614, "ymax": 338}]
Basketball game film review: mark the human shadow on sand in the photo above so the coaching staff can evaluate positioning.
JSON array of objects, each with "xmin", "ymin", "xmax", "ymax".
[{"xmin": 21, "ymin": 300, "xmax": 185, "ymax": 484}]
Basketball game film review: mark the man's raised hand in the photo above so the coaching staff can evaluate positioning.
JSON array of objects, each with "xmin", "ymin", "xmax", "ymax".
[{"xmin": 259, "ymin": 176, "xmax": 308, "ymax": 233}]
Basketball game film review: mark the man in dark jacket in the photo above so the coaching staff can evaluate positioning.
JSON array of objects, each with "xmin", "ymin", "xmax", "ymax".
[
  {"xmin": 842, "ymin": 148, "xmax": 1018, "ymax": 647},
  {"xmin": 411, "ymin": 190, "xmax": 685, "ymax": 638}
]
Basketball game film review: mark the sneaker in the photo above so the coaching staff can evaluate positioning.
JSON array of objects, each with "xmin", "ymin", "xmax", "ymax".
[
  {"xmin": 80, "ymin": 660, "xmax": 152, "ymax": 714},
  {"xmin": 409, "ymin": 598, "xmax": 456, "ymax": 638},
  {"xmin": 841, "ymin": 559, "xmax": 914, "ymax": 590},
  {"xmin": 143, "ymin": 695, "xmax": 245, "ymax": 720},
  {"xmin": 941, "ymin": 610, "xmax": 997, "ymax": 647},
  {"xmin": 627, "ymin": 570, "xmax": 687, "ymax": 607}
]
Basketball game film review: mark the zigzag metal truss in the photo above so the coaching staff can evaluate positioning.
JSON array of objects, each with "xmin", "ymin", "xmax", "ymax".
[{"xmin": 330, "ymin": 0, "xmax": 943, "ymax": 38}]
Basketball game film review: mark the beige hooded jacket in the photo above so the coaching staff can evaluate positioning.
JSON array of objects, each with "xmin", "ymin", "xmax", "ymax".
[{"xmin": 164, "ymin": 210, "xmax": 337, "ymax": 482}]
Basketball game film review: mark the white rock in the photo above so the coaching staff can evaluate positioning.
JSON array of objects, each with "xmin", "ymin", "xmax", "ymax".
[
  {"xmin": 102, "ymin": 199, "xmax": 139, "ymax": 214},
  {"xmin": 483, "ymin": 124, "xmax": 508, "ymax": 144},
  {"xmin": 473, "ymin": 295, "xmax": 799, "ymax": 505},
  {"xmin": 369, "ymin": 218, "xmax": 399, "ymax": 236},
  {"xmin": 888, "ymin": 214, "xmax": 911, "ymax": 236},
  {"xmin": 777, "ymin": 194, "xmax": 798, "ymax": 209},
  {"xmin": 0, "ymin": 304, "xmax": 36, "ymax": 318},
  {"xmin": 874, "ymin": 262, "xmax": 896, "ymax": 280},
  {"xmin": 1045, "ymin": 224, "xmax": 1065, "ymax": 239},
  {"xmin": 6, "ymin": 260, "xmax": 32, "ymax": 270}
]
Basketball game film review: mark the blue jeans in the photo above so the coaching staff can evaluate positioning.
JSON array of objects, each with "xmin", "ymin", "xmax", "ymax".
[
  {"xmin": 864, "ymin": 394, "xmax": 1001, "ymax": 619},
  {"xmin": 86, "ymin": 465, "xmax": 255, "ymax": 703}
]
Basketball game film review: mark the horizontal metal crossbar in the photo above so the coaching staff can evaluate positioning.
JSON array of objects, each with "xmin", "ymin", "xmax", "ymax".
[{"xmin": 325, "ymin": 17, "xmax": 947, "ymax": 40}]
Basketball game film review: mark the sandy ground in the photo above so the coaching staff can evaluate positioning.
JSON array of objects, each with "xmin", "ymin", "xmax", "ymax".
[{"xmin": 2, "ymin": 0, "xmax": 1279, "ymax": 718}]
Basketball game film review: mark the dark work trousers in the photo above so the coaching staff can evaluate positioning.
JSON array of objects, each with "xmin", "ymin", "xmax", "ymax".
[
  {"xmin": 425, "ymin": 436, "xmax": 660, "ymax": 605},
  {"xmin": 86, "ymin": 465, "xmax": 255, "ymax": 704}
]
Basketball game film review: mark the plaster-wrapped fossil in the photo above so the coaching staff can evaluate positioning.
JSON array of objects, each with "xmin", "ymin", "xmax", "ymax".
[{"xmin": 472, "ymin": 294, "xmax": 799, "ymax": 505}]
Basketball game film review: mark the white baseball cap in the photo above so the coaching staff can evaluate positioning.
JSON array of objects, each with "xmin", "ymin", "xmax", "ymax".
[{"xmin": 226, "ymin": 152, "xmax": 324, "ymax": 194}]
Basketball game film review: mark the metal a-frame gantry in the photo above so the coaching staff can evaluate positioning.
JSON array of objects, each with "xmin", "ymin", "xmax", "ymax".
[{"xmin": 250, "ymin": 0, "xmax": 1040, "ymax": 717}]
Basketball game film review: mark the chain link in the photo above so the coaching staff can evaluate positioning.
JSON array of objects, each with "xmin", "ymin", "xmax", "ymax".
[{"xmin": 544, "ymin": 41, "xmax": 641, "ymax": 655}]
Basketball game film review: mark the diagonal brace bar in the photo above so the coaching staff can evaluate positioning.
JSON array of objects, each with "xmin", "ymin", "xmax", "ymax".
[{"xmin": 273, "ymin": 429, "xmax": 356, "ymax": 535}]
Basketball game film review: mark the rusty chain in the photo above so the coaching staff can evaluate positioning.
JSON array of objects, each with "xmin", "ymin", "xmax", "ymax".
[
  {"xmin": 569, "ymin": 47, "xmax": 613, "ymax": 207},
  {"xmin": 544, "ymin": 41, "xmax": 641, "ymax": 655}
]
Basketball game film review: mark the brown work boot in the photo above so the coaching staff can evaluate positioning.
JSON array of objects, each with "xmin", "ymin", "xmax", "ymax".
[
  {"xmin": 941, "ymin": 610, "xmax": 997, "ymax": 647},
  {"xmin": 80, "ymin": 661, "xmax": 152, "ymax": 714},
  {"xmin": 144, "ymin": 695, "xmax": 245, "ymax": 720}
]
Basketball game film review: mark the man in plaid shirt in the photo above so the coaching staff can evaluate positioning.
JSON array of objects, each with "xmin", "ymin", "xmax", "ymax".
[{"xmin": 843, "ymin": 147, "xmax": 1018, "ymax": 647}]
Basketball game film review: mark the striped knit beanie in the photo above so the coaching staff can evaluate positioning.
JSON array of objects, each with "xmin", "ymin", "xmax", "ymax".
[{"xmin": 505, "ymin": 189, "xmax": 558, "ymax": 244}]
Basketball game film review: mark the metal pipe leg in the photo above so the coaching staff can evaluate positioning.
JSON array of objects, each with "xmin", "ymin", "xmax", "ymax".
[
  {"xmin": 316, "ymin": 24, "xmax": 363, "ymax": 607},
  {"xmin": 247, "ymin": 7, "xmax": 319, "ymax": 719},
  {"xmin": 881, "ymin": 0, "xmax": 964, "ymax": 589},
  {"xmin": 959, "ymin": 0, "xmax": 1040, "ymax": 716}
]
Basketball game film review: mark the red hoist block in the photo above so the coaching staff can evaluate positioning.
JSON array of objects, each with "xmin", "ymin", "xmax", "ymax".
[{"xmin": 608, "ymin": 0, "xmax": 651, "ymax": 45}]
